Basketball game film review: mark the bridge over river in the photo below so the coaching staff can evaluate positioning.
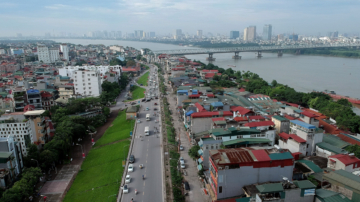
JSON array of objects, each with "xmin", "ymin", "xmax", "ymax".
[{"xmin": 152, "ymin": 44, "xmax": 359, "ymax": 61}]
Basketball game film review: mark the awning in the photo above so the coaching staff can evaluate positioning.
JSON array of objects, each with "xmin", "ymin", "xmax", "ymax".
[
  {"xmin": 186, "ymin": 110, "xmax": 194, "ymax": 116},
  {"xmin": 197, "ymin": 164, "xmax": 203, "ymax": 170},
  {"xmin": 198, "ymin": 158, "xmax": 203, "ymax": 164},
  {"xmin": 198, "ymin": 149, "xmax": 203, "ymax": 155}
]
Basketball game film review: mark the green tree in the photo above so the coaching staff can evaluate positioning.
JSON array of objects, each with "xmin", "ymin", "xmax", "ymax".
[
  {"xmin": 103, "ymin": 107, "xmax": 110, "ymax": 117},
  {"xmin": 345, "ymin": 145, "xmax": 360, "ymax": 158},
  {"xmin": 212, "ymin": 74, "xmax": 221, "ymax": 81},
  {"xmin": 336, "ymin": 98, "xmax": 353, "ymax": 107},
  {"xmin": 188, "ymin": 145, "xmax": 200, "ymax": 160},
  {"xmin": 136, "ymin": 54, "xmax": 142, "ymax": 60},
  {"xmin": 271, "ymin": 80, "xmax": 278, "ymax": 87},
  {"xmin": 126, "ymin": 60, "xmax": 136, "ymax": 66},
  {"xmin": 40, "ymin": 150, "xmax": 58, "ymax": 169}
]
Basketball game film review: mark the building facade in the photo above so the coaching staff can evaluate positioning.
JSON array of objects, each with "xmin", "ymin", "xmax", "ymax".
[
  {"xmin": 73, "ymin": 70, "xmax": 102, "ymax": 97},
  {"xmin": 272, "ymin": 115, "xmax": 290, "ymax": 134},
  {"xmin": 60, "ymin": 44, "xmax": 69, "ymax": 61},
  {"xmin": 262, "ymin": 24, "xmax": 272, "ymax": 41},
  {"xmin": 244, "ymin": 26, "xmax": 256, "ymax": 41},
  {"xmin": 230, "ymin": 31, "xmax": 240, "ymax": 39}
]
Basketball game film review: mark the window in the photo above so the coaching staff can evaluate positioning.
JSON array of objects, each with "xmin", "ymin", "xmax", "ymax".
[
  {"xmin": 92, "ymin": 74, "xmax": 95, "ymax": 76},
  {"xmin": 237, "ymin": 135, "xmax": 242, "ymax": 139},
  {"xmin": 251, "ymin": 134, "xmax": 256, "ymax": 137},
  {"xmin": 206, "ymin": 146, "xmax": 208, "ymax": 150},
  {"xmin": 88, "ymin": 79, "xmax": 90, "ymax": 81},
  {"xmin": 219, "ymin": 186, "xmax": 222, "ymax": 193},
  {"xmin": 89, "ymin": 87, "xmax": 91, "ymax": 89},
  {"xmin": 76, "ymin": 88, "xmax": 78, "ymax": 90},
  {"xmin": 211, "ymin": 146, "xmax": 214, "ymax": 149},
  {"xmin": 88, "ymin": 83, "xmax": 91, "ymax": 85},
  {"xmin": 89, "ymin": 91, "xmax": 92, "ymax": 94},
  {"xmin": 87, "ymin": 74, "xmax": 90, "ymax": 76},
  {"xmin": 307, "ymin": 144, "xmax": 309, "ymax": 148}
]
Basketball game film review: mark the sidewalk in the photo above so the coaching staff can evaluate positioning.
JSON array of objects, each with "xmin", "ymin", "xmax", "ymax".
[
  {"xmin": 36, "ymin": 110, "xmax": 121, "ymax": 202},
  {"xmin": 163, "ymin": 73, "xmax": 210, "ymax": 202}
]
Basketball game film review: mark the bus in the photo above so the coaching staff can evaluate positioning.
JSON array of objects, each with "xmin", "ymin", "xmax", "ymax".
[{"xmin": 146, "ymin": 114, "xmax": 150, "ymax": 121}]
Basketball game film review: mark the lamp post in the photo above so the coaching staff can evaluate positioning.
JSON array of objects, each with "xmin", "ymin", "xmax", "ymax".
[
  {"xmin": 107, "ymin": 194, "xmax": 117, "ymax": 202},
  {"xmin": 123, "ymin": 144, "xmax": 130, "ymax": 161},
  {"xmin": 76, "ymin": 143, "xmax": 85, "ymax": 158},
  {"xmin": 31, "ymin": 159, "xmax": 39, "ymax": 167}
]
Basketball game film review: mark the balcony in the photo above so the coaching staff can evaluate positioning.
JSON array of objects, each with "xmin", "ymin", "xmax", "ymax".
[{"xmin": 15, "ymin": 100, "xmax": 24, "ymax": 104}]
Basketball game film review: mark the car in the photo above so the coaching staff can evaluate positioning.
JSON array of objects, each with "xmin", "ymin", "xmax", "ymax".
[
  {"xmin": 179, "ymin": 145, "xmax": 184, "ymax": 151},
  {"xmin": 140, "ymin": 84, "xmax": 143, "ymax": 86},
  {"xmin": 146, "ymin": 107, "xmax": 150, "ymax": 111},
  {"xmin": 179, "ymin": 157, "xmax": 185, "ymax": 164},
  {"xmin": 131, "ymin": 102, "xmax": 136, "ymax": 105},
  {"xmin": 137, "ymin": 119, "xmax": 141, "ymax": 123},
  {"xmin": 129, "ymin": 155, "xmax": 135, "ymax": 163},
  {"xmin": 154, "ymin": 108, "xmax": 157, "ymax": 110},
  {"xmin": 181, "ymin": 163, "xmax": 185, "ymax": 169},
  {"xmin": 123, "ymin": 184, "xmax": 129, "ymax": 193},
  {"xmin": 154, "ymin": 103, "xmax": 158, "ymax": 105},
  {"xmin": 125, "ymin": 175, "xmax": 131, "ymax": 183},
  {"xmin": 128, "ymin": 164, "xmax": 134, "ymax": 172},
  {"xmin": 184, "ymin": 181, "xmax": 190, "ymax": 191},
  {"xmin": 142, "ymin": 98, "xmax": 146, "ymax": 102},
  {"xmin": 155, "ymin": 96, "xmax": 158, "ymax": 99}
]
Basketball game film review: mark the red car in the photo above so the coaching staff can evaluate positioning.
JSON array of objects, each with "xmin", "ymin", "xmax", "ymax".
[{"xmin": 154, "ymin": 103, "xmax": 158, "ymax": 105}]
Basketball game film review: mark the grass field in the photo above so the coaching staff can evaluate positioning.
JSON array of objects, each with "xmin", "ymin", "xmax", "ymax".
[
  {"xmin": 63, "ymin": 111, "xmax": 133, "ymax": 202},
  {"xmin": 127, "ymin": 86, "xmax": 145, "ymax": 101},
  {"xmin": 137, "ymin": 71, "xmax": 149, "ymax": 86},
  {"xmin": 94, "ymin": 111, "xmax": 134, "ymax": 147}
]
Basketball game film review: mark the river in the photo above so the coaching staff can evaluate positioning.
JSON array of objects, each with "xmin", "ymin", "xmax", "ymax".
[{"xmin": 52, "ymin": 38, "xmax": 360, "ymax": 114}]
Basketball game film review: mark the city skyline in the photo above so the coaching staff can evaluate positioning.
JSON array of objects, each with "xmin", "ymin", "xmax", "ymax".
[{"xmin": 1, "ymin": 0, "xmax": 360, "ymax": 37}]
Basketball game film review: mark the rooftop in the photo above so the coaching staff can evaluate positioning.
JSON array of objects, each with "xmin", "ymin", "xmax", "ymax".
[
  {"xmin": 272, "ymin": 115, "xmax": 289, "ymax": 122},
  {"xmin": 256, "ymin": 183, "xmax": 283, "ymax": 193},
  {"xmin": 323, "ymin": 169, "xmax": 360, "ymax": 191},
  {"xmin": 290, "ymin": 120, "xmax": 316, "ymax": 129},
  {"xmin": 24, "ymin": 110, "xmax": 45, "ymax": 116},
  {"xmin": 329, "ymin": 154, "xmax": 360, "ymax": 166}
]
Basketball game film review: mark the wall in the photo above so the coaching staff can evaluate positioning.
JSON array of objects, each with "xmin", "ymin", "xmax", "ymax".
[
  {"xmin": 315, "ymin": 146, "xmax": 333, "ymax": 158},
  {"xmin": 215, "ymin": 165, "xmax": 293, "ymax": 200},
  {"xmin": 191, "ymin": 117, "xmax": 213, "ymax": 134},
  {"xmin": 284, "ymin": 188, "xmax": 314, "ymax": 202}
]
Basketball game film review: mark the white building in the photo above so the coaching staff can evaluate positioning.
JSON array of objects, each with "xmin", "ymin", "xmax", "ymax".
[
  {"xmin": 58, "ymin": 65, "xmax": 122, "ymax": 82},
  {"xmin": 60, "ymin": 44, "xmax": 69, "ymax": 61},
  {"xmin": 73, "ymin": 69, "xmax": 102, "ymax": 97},
  {"xmin": 0, "ymin": 49, "xmax": 6, "ymax": 54},
  {"xmin": 37, "ymin": 44, "xmax": 59, "ymax": 63},
  {"xmin": 328, "ymin": 154, "xmax": 360, "ymax": 173}
]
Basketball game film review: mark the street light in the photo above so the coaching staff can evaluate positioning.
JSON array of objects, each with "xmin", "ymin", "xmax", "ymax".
[
  {"xmin": 122, "ymin": 144, "xmax": 130, "ymax": 161},
  {"xmin": 107, "ymin": 194, "xmax": 117, "ymax": 202},
  {"xmin": 31, "ymin": 159, "xmax": 39, "ymax": 167},
  {"xmin": 76, "ymin": 143, "xmax": 85, "ymax": 158}
]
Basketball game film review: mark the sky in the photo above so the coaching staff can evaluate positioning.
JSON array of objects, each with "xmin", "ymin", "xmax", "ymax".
[{"xmin": 0, "ymin": 0, "xmax": 359, "ymax": 37}]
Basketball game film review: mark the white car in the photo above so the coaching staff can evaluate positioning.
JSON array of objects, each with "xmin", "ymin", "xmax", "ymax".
[
  {"xmin": 125, "ymin": 175, "xmax": 131, "ymax": 183},
  {"xmin": 181, "ymin": 163, "xmax": 185, "ymax": 169},
  {"xmin": 123, "ymin": 184, "xmax": 129, "ymax": 193},
  {"xmin": 179, "ymin": 157, "xmax": 185, "ymax": 164},
  {"xmin": 179, "ymin": 145, "xmax": 184, "ymax": 151},
  {"xmin": 128, "ymin": 164, "xmax": 134, "ymax": 172}
]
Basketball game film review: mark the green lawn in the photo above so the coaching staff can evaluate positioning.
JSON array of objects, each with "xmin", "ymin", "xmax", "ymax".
[
  {"xmin": 94, "ymin": 111, "xmax": 134, "ymax": 147},
  {"xmin": 63, "ymin": 111, "xmax": 134, "ymax": 202},
  {"xmin": 127, "ymin": 86, "xmax": 146, "ymax": 101},
  {"xmin": 137, "ymin": 71, "xmax": 149, "ymax": 86}
]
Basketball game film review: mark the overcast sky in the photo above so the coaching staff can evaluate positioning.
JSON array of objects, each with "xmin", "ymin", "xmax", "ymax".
[{"xmin": 1, "ymin": 0, "xmax": 359, "ymax": 37}]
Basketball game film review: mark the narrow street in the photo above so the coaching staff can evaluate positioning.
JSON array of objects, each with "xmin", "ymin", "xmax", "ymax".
[{"xmin": 163, "ymin": 70, "xmax": 209, "ymax": 202}]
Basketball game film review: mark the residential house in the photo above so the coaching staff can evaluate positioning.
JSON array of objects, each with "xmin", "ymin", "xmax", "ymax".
[
  {"xmin": 278, "ymin": 132, "xmax": 307, "ymax": 156},
  {"xmin": 323, "ymin": 169, "xmax": 360, "ymax": 201},
  {"xmin": 189, "ymin": 111, "xmax": 233, "ymax": 135},
  {"xmin": 232, "ymin": 106, "xmax": 256, "ymax": 118},
  {"xmin": 289, "ymin": 120, "xmax": 324, "ymax": 156},
  {"xmin": 58, "ymin": 84, "xmax": 74, "ymax": 98},
  {"xmin": 315, "ymin": 134, "xmax": 350, "ymax": 158},
  {"xmin": 315, "ymin": 189, "xmax": 352, "ymax": 202},
  {"xmin": 243, "ymin": 180, "xmax": 316, "ymax": 202},
  {"xmin": 26, "ymin": 89, "xmax": 42, "ymax": 110},
  {"xmin": 272, "ymin": 115, "xmax": 290, "ymax": 134},
  {"xmin": 244, "ymin": 121, "xmax": 276, "ymax": 145},
  {"xmin": 206, "ymin": 148, "xmax": 294, "ymax": 200},
  {"xmin": 126, "ymin": 106, "xmax": 138, "ymax": 120},
  {"xmin": 299, "ymin": 111, "xmax": 320, "ymax": 128},
  {"xmin": 328, "ymin": 154, "xmax": 360, "ymax": 172}
]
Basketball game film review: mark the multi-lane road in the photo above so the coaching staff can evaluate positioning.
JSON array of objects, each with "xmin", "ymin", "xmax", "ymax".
[{"xmin": 119, "ymin": 65, "xmax": 164, "ymax": 202}]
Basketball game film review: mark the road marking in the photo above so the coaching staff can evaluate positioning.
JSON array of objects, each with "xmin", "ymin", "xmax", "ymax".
[
  {"xmin": 144, "ymin": 181, "xmax": 145, "ymax": 186},
  {"xmin": 143, "ymin": 192, "xmax": 145, "ymax": 195}
]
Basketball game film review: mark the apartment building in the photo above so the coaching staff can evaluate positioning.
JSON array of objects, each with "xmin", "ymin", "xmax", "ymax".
[
  {"xmin": 11, "ymin": 87, "xmax": 26, "ymax": 112},
  {"xmin": 0, "ymin": 137, "xmax": 24, "ymax": 187},
  {"xmin": 289, "ymin": 120, "xmax": 323, "ymax": 156},
  {"xmin": 58, "ymin": 85, "xmax": 74, "ymax": 98},
  {"xmin": 272, "ymin": 115, "xmax": 290, "ymax": 134},
  {"xmin": 37, "ymin": 44, "xmax": 59, "ymax": 63},
  {"xmin": 41, "ymin": 91, "xmax": 55, "ymax": 111},
  {"xmin": 58, "ymin": 65, "xmax": 122, "ymax": 79},
  {"xmin": 60, "ymin": 44, "xmax": 69, "ymax": 61},
  {"xmin": 73, "ymin": 70, "xmax": 102, "ymax": 97},
  {"xmin": 206, "ymin": 148, "xmax": 294, "ymax": 200},
  {"xmin": 26, "ymin": 89, "xmax": 42, "ymax": 110}
]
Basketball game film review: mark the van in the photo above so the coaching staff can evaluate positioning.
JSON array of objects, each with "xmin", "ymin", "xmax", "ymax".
[
  {"xmin": 144, "ymin": 126, "xmax": 150, "ymax": 136},
  {"xmin": 146, "ymin": 114, "xmax": 150, "ymax": 121}
]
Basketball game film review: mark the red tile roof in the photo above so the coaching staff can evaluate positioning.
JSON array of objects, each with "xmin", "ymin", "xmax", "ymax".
[
  {"xmin": 278, "ymin": 132, "xmax": 306, "ymax": 143},
  {"xmin": 318, "ymin": 119, "xmax": 343, "ymax": 134},
  {"xmin": 202, "ymin": 69, "xmax": 218, "ymax": 73},
  {"xmin": 233, "ymin": 116, "xmax": 248, "ymax": 122},
  {"xmin": 252, "ymin": 149, "xmax": 272, "ymax": 161},
  {"xmin": 244, "ymin": 121, "xmax": 275, "ymax": 127},
  {"xmin": 212, "ymin": 117, "xmax": 225, "ymax": 122},
  {"xmin": 205, "ymin": 73, "xmax": 221, "ymax": 79},
  {"xmin": 329, "ymin": 154, "xmax": 360, "ymax": 166},
  {"xmin": 284, "ymin": 114, "xmax": 296, "ymax": 120},
  {"xmin": 335, "ymin": 133, "xmax": 360, "ymax": 146},
  {"xmin": 248, "ymin": 115, "xmax": 265, "ymax": 120},
  {"xmin": 194, "ymin": 102, "xmax": 206, "ymax": 112},
  {"xmin": 24, "ymin": 105, "xmax": 35, "ymax": 112},
  {"xmin": 301, "ymin": 111, "xmax": 318, "ymax": 118},
  {"xmin": 189, "ymin": 94, "xmax": 200, "ymax": 98},
  {"xmin": 191, "ymin": 111, "xmax": 232, "ymax": 118},
  {"xmin": 239, "ymin": 88, "xmax": 245, "ymax": 92},
  {"xmin": 172, "ymin": 68, "xmax": 186, "ymax": 71},
  {"xmin": 207, "ymin": 93, "xmax": 215, "ymax": 98},
  {"xmin": 232, "ymin": 106, "xmax": 253, "ymax": 115}
]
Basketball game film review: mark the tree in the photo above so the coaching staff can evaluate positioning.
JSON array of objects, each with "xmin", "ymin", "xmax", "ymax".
[
  {"xmin": 212, "ymin": 74, "xmax": 221, "ymax": 81},
  {"xmin": 109, "ymin": 58, "xmax": 125, "ymax": 66},
  {"xmin": 271, "ymin": 80, "xmax": 278, "ymax": 87},
  {"xmin": 103, "ymin": 107, "xmax": 110, "ymax": 117},
  {"xmin": 136, "ymin": 54, "xmax": 142, "ymax": 60},
  {"xmin": 188, "ymin": 145, "xmax": 200, "ymax": 160},
  {"xmin": 126, "ymin": 60, "xmax": 136, "ymax": 67},
  {"xmin": 336, "ymin": 98, "xmax": 353, "ymax": 107},
  {"xmin": 40, "ymin": 150, "xmax": 57, "ymax": 169},
  {"xmin": 345, "ymin": 145, "xmax": 360, "ymax": 159}
]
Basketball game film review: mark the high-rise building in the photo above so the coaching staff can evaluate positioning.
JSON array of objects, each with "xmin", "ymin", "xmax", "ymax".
[
  {"xmin": 244, "ymin": 26, "xmax": 256, "ymax": 41},
  {"xmin": 60, "ymin": 44, "xmax": 69, "ymax": 61},
  {"xmin": 230, "ymin": 31, "xmax": 240, "ymax": 39},
  {"xmin": 289, "ymin": 34, "xmax": 298, "ymax": 41},
  {"xmin": 174, "ymin": 29, "xmax": 182, "ymax": 40},
  {"xmin": 197, "ymin": 30, "xmax": 203, "ymax": 38},
  {"xmin": 73, "ymin": 69, "xmax": 102, "ymax": 97},
  {"xmin": 37, "ymin": 44, "xmax": 59, "ymax": 63},
  {"xmin": 262, "ymin": 24, "xmax": 272, "ymax": 41},
  {"xmin": 149, "ymin": 32, "xmax": 155, "ymax": 38}
]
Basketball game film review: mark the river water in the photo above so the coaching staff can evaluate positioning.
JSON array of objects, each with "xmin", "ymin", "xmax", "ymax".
[{"xmin": 53, "ymin": 39, "xmax": 360, "ymax": 108}]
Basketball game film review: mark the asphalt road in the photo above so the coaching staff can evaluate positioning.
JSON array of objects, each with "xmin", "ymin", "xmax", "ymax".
[{"xmin": 120, "ymin": 65, "xmax": 164, "ymax": 202}]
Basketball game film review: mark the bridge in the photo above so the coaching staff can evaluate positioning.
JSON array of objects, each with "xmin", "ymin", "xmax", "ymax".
[{"xmin": 152, "ymin": 44, "xmax": 359, "ymax": 61}]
